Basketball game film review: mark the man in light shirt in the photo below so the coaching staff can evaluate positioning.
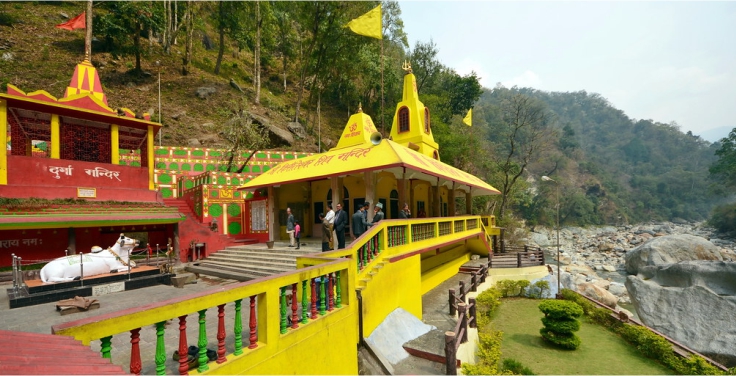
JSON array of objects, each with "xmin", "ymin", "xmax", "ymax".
[{"xmin": 324, "ymin": 203, "xmax": 335, "ymax": 249}]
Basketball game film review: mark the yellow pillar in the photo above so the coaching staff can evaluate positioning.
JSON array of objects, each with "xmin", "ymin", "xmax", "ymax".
[
  {"xmin": 148, "ymin": 125, "xmax": 155, "ymax": 190},
  {"xmin": 111, "ymin": 124, "xmax": 119, "ymax": 165},
  {"xmin": 0, "ymin": 100, "xmax": 7, "ymax": 185},
  {"xmin": 222, "ymin": 203, "xmax": 229, "ymax": 235},
  {"xmin": 51, "ymin": 114, "xmax": 60, "ymax": 159},
  {"xmin": 448, "ymin": 182, "xmax": 456, "ymax": 217}
]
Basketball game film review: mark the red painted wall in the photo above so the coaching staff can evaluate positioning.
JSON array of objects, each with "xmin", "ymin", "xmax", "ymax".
[
  {"xmin": 0, "ymin": 229, "xmax": 68, "ymax": 267},
  {"xmin": 3, "ymin": 155, "xmax": 158, "ymax": 202},
  {"xmin": 0, "ymin": 226, "xmax": 175, "ymax": 268}
]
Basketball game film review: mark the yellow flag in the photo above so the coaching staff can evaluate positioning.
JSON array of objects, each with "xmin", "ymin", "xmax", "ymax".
[
  {"xmin": 463, "ymin": 109, "xmax": 472, "ymax": 127},
  {"xmin": 346, "ymin": 5, "xmax": 382, "ymax": 40}
]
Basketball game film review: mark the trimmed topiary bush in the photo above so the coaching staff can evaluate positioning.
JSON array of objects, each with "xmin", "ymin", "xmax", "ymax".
[{"xmin": 538, "ymin": 300, "xmax": 583, "ymax": 350}]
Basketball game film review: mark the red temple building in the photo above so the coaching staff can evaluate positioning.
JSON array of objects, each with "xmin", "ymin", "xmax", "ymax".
[{"xmin": 0, "ymin": 60, "xmax": 182, "ymax": 267}]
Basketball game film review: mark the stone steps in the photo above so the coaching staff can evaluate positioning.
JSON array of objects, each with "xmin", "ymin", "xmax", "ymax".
[{"xmin": 186, "ymin": 244, "xmax": 317, "ymax": 281}]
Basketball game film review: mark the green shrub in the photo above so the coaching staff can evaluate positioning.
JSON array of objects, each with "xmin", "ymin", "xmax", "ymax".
[
  {"xmin": 541, "ymin": 316, "xmax": 581, "ymax": 333},
  {"xmin": 538, "ymin": 300, "xmax": 583, "ymax": 350},
  {"xmin": 502, "ymin": 358, "xmax": 536, "ymax": 375},
  {"xmin": 539, "ymin": 328, "xmax": 581, "ymax": 350},
  {"xmin": 538, "ymin": 300, "xmax": 583, "ymax": 320},
  {"xmin": 496, "ymin": 279, "xmax": 517, "ymax": 297},
  {"xmin": 559, "ymin": 288, "xmax": 596, "ymax": 315},
  {"xmin": 515, "ymin": 280, "xmax": 531, "ymax": 296},
  {"xmin": 462, "ymin": 330, "xmax": 505, "ymax": 375},
  {"xmin": 475, "ymin": 287, "xmax": 502, "ymax": 328},
  {"xmin": 527, "ymin": 280, "xmax": 550, "ymax": 299},
  {"xmin": 709, "ymin": 202, "xmax": 736, "ymax": 233}
]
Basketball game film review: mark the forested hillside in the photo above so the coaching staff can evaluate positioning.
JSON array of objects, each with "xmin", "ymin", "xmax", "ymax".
[{"xmin": 1, "ymin": 1, "xmax": 733, "ymax": 228}]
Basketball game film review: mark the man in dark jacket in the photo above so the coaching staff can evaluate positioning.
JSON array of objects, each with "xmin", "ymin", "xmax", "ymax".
[
  {"xmin": 286, "ymin": 207, "xmax": 296, "ymax": 247},
  {"xmin": 399, "ymin": 203, "xmax": 411, "ymax": 219},
  {"xmin": 352, "ymin": 204, "xmax": 372, "ymax": 239},
  {"xmin": 333, "ymin": 203, "xmax": 348, "ymax": 249}
]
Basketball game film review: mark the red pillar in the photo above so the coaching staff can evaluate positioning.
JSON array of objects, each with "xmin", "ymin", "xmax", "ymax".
[
  {"xmin": 130, "ymin": 328, "xmax": 142, "ymax": 375},
  {"xmin": 217, "ymin": 304, "xmax": 227, "ymax": 364},
  {"xmin": 178, "ymin": 315, "xmax": 189, "ymax": 375},
  {"xmin": 248, "ymin": 296, "xmax": 258, "ymax": 349}
]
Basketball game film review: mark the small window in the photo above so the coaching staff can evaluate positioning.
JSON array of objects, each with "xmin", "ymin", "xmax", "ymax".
[
  {"xmin": 424, "ymin": 107, "xmax": 431, "ymax": 133},
  {"xmin": 398, "ymin": 107, "xmax": 410, "ymax": 133},
  {"xmin": 433, "ymin": 150, "xmax": 439, "ymax": 160}
]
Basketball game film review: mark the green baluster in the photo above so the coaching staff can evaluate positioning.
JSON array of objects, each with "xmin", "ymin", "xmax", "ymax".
[
  {"xmin": 197, "ymin": 309, "xmax": 209, "ymax": 372},
  {"xmin": 234, "ymin": 299, "xmax": 243, "ymax": 356},
  {"xmin": 319, "ymin": 276, "xmax": 327, "ymax": 315},
  {"xmin": 363, "ymin": 244, "xmax": 368, "ymax": 266},
  {"xmin": 301, "ymin": 280, "xmax": 309, "ymax": 324},
  {"xmin": 280, "ymin": 286, "xmax": 288, "ymax": 334},
  {"xmin": 155, "ymin": 321, "xmax": 166, "ymax": 375},
  {"xmin": 100, "ymin": 336, "xmax": 112, "ymax": 359},
  {"xmin": 335, "ymin": 272, "xmax": 342, "ymax": 308}
]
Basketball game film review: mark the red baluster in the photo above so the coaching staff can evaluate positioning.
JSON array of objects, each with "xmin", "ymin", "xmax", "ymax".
[
  {"xmin": 328, "ymin": 273, "xmax": 334, "ymax": 311},
  {"xmin": 248, "ymin": 295, "xmax": 258, "ymax": 349},
  {"xmin": 373, "ymin": 236, "xmax": 378, "ymax": 256},
  {"xmin": 178, "ymin": 315, "xmax": 189, "ymax": 375},
  {"xmin": 311, "ymin": 278, "xmax": 318, "ymax": 319},
  {"xmin": 291, "ymin": 283, "xmax": 299, "ymax": 328},
  {"xmin": 217, "ymin": 304, "xmax": 227, "ymax": 364},
  {"xmin": 130, "ymin": 328, "xmax": 142, "ymax": 375}
]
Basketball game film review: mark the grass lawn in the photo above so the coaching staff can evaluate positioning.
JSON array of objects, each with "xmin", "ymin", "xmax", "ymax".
[{"xmin": 490, "ymin": 298, "xmax": 674, "ymax": 375}]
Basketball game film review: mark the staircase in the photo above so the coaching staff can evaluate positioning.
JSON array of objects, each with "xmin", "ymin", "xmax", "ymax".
[
  {"xmin": 163, "ymin": 198, "xmax": 249, "ymax": 260},
  {"xmin": 0, "ymin": 330, "xmax": 128, "ymax": 374},
  {"xmin": 187, "ymin": 245, "xmax": 315, "ymax": 281}
]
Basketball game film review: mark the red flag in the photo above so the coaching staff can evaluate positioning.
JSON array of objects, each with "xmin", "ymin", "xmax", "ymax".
[{"xmin": 56, "ymin": 12, "xmax": 86, "ymax": 31}]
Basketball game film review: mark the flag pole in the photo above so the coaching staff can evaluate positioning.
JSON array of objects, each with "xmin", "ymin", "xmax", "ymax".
[
  {"xmin": 381, "ymin": 37, "xmax": 384, "ymax": 136},
  {"xmin": 84, "ymin": 0, "xmax": 92, "ymax": 61}
]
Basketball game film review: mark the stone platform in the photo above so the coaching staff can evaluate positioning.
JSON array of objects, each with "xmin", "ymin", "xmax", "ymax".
[{"xmin": 7, "ymin": 266, "xmax": 172, "ymax": 309}]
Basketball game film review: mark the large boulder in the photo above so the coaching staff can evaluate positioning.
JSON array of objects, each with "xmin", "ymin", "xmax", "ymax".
[
  {"xmin": 625, "ymin": 234, "xmax": 724, "ymax": 275},
  {"xmin": 626, "ymin": 261, "xmax": 736, "ymax": 366},
  {"xmin": 577, "ymin": 282, "xmax": 618, "ymax": 308}
]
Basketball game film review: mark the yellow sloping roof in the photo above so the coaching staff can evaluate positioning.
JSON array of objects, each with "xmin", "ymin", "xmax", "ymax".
[{"xmin": 238, "ymin": 139, "xmax": 500, "ymax": 196}]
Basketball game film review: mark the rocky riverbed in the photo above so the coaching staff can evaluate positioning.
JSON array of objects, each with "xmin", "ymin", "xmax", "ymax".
[{"xmin": 523, "ymin": 222, "xmax": 736, "ymax": 306}]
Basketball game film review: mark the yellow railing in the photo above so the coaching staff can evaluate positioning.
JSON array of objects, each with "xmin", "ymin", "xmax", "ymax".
[{"xmin": 51, "ymin": 215, "xmax": 499, "ymax": 375}]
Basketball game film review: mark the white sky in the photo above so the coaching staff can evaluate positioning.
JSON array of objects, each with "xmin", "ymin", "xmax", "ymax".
[{"xmin": 399, "ymin": 1, "xmax": 736, "ymax": 139}]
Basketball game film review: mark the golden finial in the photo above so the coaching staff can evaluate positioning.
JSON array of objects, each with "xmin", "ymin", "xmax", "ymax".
[
  {"xmin": 358, "ymin": 102, "xmax": 363, "ymax": 113},
  {"xmin": 402, "ymin": 60, "xmax": 413, "ymax": 74}
]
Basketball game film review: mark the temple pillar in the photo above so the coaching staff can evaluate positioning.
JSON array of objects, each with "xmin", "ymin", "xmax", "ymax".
[
  {"xmin": 0, "ymin": 100, "xmax": 6, "ymax": 185},
  {"xmin": 67, "ymin": 228, "xmax": 77, "ymax": 255},
  {"xmin": 111, "ymin": 124, "xmax": 119, "ymax": 165},
  {"xmin": 51, "ymin": 114, "xmax": 60, "ymax": 159},
  {"xmin": 409, "ymin": 180, "xmax": 415, "ymax": 214},
  {"xmin": 147, "ymin": 125, "xmax": 155, "ymax": 190},
  {"xmin": 466, "ymin": 190, "xmax": 473, "ymax": 215},
  {"xmin": 364, "ymin": 171, "xmax": 377, "ymax": 221},
  {"xmin": 432, "ymin": 179, "xmax": 441, "ymax": 217},
  {"xmin": 397, "ymin": 170, "xmax": 407, "ymax": 211},
  {"xmin": 448, "ymin": 182, "xmax": 456, "ymax": 217},
  {"xmin": 268, "ymin": 186, "xmax": 279, "ymax": 242}
]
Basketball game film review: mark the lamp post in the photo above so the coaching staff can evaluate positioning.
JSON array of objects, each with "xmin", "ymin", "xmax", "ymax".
[{"xmin": 541, "ymin": 176, "xmax": 561, "ymax": 298}]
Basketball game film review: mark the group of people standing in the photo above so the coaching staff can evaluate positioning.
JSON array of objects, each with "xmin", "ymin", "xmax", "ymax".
[{"xmin": 288, "ymin": 201, "xmax": 413, "ymax": 252}]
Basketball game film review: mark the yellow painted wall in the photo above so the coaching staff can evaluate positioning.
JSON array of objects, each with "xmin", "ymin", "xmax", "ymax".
[
  {"xmin": 277, "ymin": 183, "xmax": 310, "ymax": 239},
  {"xmin": 420, "ymin": 244, "xmax": 471, "ymax": 294},
  {"xmin": 412, "ymin": 181, "xmax": 430, "ymax": 214},
  {"xmin": 361, "ymin": 255, "xmax": 423, "ymax": 337}
]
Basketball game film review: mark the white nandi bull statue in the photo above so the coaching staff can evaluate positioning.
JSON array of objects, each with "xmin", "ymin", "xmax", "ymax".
[{"xmin": 40, "ymin": 234, "xmax": 139, "ymax": 283}]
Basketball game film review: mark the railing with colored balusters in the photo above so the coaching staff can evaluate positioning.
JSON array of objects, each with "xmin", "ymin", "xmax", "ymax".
[
  {"xmin": 52, "ymin": 216, "xmax": 499, "ymax": 375},
  {"xmin": 52, "ymin": 260, "xmax": 352, "ymax": 375}
]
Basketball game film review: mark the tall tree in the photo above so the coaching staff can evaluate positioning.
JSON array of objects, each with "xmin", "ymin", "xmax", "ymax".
[
  {"xmin": 95, "ymin": 2, "xmax": 161, "ymax": 72},
  {"xmin": 710, "ymin": 128, "xmax": 736, "ymax": 191},
  {"xmin": 485, "ymin": 90, "xmax": 556, "ymax": 220},
  {"xmin": 181, "ymin": 0, "xmax": 194, "ymax": 75}
]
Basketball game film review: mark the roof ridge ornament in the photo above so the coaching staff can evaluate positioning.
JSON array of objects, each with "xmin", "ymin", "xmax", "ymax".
[
  {"xmin": 402, "ymin": 60, "xmax": 412, "ymax": 74},
  {"xmin": 358, "ymin": 102, "xmax": 363, "ymax": 113}
]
